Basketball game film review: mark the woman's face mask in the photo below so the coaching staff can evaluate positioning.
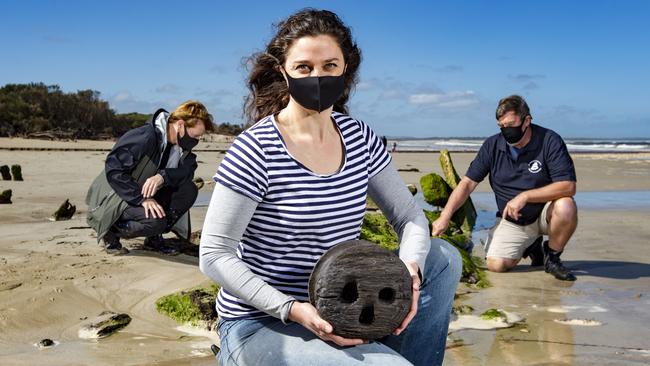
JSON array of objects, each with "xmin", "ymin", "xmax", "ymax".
[
  {"xmin": 284, "ymin": 71, "xmax": 345, "ymax": 113},
  {"xmin": 177, "ymin": 124, "xmax": 199, "ymax": 150}
]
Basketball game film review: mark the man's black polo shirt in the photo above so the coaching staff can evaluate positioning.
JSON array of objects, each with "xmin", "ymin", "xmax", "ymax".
[{"xmin": 465, "ymin": 124, "xmax": 576, "ymax": 226}]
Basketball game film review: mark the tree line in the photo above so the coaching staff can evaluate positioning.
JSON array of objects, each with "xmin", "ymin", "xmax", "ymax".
[{"xmin": 0, "ymin": 83, "xmax": 243, "ymax": 139}]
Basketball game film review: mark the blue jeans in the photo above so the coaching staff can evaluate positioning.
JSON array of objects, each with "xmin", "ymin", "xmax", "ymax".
[{"xmin": 216, "ymin": 239, "xmax": 462, "ymax": 366}]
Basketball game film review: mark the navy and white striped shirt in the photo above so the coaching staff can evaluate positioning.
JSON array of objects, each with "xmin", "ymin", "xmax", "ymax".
[{"xmin": 213, "ymin": 112, "xmax": 391, "ymax": 320}]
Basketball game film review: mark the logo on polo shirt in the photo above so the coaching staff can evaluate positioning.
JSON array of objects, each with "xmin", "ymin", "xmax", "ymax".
[{"xmin": 528, "ymin": 160, "xmax": 542, "ymax": 173}]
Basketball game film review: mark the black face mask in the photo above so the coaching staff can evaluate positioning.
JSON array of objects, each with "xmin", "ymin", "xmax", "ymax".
[
  {"xmin": 285, "ymin": 72, "xmax": 345, "ymax": 112},
  {"xmin": 177, "ymin": 126, "xmax": 199, "ymax": 150},
  {"xmin": 500, "ymin": 123, "xmax": 528, "ymax": 145}
]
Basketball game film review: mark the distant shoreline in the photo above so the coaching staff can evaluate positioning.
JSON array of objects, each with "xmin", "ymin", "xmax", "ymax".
[
  {"xmin": 2, "ymin": 146, "xmax": 650, "ymax": 156},
  {"xmin": 2, "ymin": 136, "xmax": 649, "ymax": 156},
  {"xmin": 4, "ymin": 146, "xmax": 650, "ymax": 156}
]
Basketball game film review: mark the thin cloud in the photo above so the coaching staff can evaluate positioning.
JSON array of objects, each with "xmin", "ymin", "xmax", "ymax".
[
  {"xmin": 414, "ymin": 64, "xmax": 464, "ymax": 73},
  {"xmin": 194, "ymin": 88, "xmax": 233, "ymax": 98},
  {"xmin": 41, "ymin": 35, "xmax": 73, "ymax": 44},
  {"xmin": 409, "ymin": 90, "xmax": 478, "ymax": 108},
  {"xmin": 509, "ymin": 73, "xmax": 546, "ymax": 82},
  {"xmin": 155, "ymin": 84, "xmax": 181, "ymax": 94},
  {"xmin": 523, "ymin": 81, "xmax": 539, "ymax": 90},
  {"xmin": 209, "ymin": 64, "xmax": 226, "ymax": 73},
  {"xmin": 109, "ymin": 91, "xmax": 171, "ymax": 113},
  {"xmin": 355, "ymin": 81, "xmax": 373, "ymax": 91},
  {"xmin": 434, "ymin": 64, "xmax": 463, "ymax": 72}
]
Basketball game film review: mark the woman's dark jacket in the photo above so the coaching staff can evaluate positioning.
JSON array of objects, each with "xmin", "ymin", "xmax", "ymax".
[{"xmin": 86, "ymin": 109, "xmax": 196, "ymax": 242}]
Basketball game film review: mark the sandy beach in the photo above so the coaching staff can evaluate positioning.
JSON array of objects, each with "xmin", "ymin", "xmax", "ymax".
[{"xmin": 1, "ymin": 137, "xmax": 649, "ymax": 365}]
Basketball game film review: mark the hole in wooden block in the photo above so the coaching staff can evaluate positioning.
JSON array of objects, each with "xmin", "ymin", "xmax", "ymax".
[
  {"xmin": 340, "ymin": 281, "xmax": 358, "ymax": 303},
  {"xmin": 359, "ymin": 305, "xmax": 374, "ymax": 325},
  {"xmin": 378, "ymin": 287, "xmax": 395, "ymax": 303}
]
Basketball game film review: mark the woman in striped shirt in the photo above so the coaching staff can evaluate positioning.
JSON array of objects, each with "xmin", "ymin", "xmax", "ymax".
[{"xmin": 199, "ymin": 8, "xmax": 461, "ymax": 366}]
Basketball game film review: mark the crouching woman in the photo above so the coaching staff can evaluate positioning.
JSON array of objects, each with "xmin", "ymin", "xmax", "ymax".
[{"xmin": 87, "ymin": 100, "xmax": 213, "ymax": 254}]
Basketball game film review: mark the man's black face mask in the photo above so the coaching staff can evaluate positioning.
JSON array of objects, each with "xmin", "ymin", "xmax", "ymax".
[
  {"xmin": 500, "ymin": 118, "xmax": 528, "ymax": 145},
  {"xmin": 285, "ymin": 72, "xmax": 345, "ymax": 112}
]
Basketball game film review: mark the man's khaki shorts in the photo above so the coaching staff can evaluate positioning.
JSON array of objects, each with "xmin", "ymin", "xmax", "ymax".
[{"xmin": 483, "ymin": 201, "xmax": 552, "ymax": 260}]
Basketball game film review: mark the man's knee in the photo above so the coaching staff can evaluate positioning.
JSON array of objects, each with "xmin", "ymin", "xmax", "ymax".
[
  {"xmin": 486, "ymin": 257, "xmax": 518, "ymax": 272},
  {"xmin": 550, "ymin": 197, "xmax": 577, "ymax": 224}
]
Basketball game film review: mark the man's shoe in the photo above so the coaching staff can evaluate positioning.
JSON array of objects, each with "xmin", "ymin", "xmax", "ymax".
[
  {"xmin": 102, "ymin": 231, "xmax": 129, "ymax": 255},
  {"xmin": 143, "ymin": 234, "xmax": 179, "ymax": 255},
  {"xmin": 523, "ymin": 236, "xmax": 544, "ymax": 266},
  {"xmin": 543, "ymin": 241, "xmax": 576, "ymax": 281}
]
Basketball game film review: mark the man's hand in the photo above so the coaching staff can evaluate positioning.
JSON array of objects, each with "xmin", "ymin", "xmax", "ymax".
[
  {"xmin": 431, "ymin": 216, "xmax": 450, "ymax": 237},
  {"xmin": 288, "ymin": 301, "xmax": 366, "ymax": 347},
  {"xmin": 142, "ymin": 198, "xmax": 165, "ymax": 219},
  {"xmin": 142, "ymin": 174, "xmax": 164, "ymax": 199},
  {"xmin": 393, "ymin": 261, "xmax": 421, "ymax": 336},
  {"xmin": 503, "ymin": 192, "xmax": 528, "ymax": 221}
]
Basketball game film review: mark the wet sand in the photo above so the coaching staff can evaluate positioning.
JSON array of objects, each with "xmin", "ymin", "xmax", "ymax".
[
  {"xmin": 445, "ymin": 209, "xmax": 650, "ymax": 365},
  {"xmin": 0, "ymin": 138, "xmax": 649, "ymax": 365}
]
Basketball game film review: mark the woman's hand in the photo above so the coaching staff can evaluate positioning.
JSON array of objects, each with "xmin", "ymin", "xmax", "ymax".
[
  {"xmin": 393, "ymin": 261, "xmax": 421, "ymax": 336},
  {"xmin": 142, "ymin": 198, "xmax": 165, "ymax": 219},
  {"xmin": 288, "ymin": 301, "xmax": 366, "ymax": 347},
  {"xmin": 142, "ymin": 174, "xmax": 164, "ymax": 198}
]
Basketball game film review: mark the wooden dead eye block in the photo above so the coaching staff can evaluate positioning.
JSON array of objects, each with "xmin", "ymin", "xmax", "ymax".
[{"xmin": 308, "ymin": 240, "xmax": 412, "ymax": 339}]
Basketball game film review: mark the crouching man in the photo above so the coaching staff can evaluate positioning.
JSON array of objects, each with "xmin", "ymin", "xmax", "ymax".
[{"xmin": 432, "ymin": 95, "xmax": 578, "ymax": 281}]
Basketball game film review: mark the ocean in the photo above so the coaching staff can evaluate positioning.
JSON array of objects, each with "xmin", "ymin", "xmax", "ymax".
[{"xmin": 389, "ymin": 138, "xmax": 650, "ymax": 153}]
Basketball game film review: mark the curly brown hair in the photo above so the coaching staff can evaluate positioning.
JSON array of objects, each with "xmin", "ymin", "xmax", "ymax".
[{"xmin": 243, "ymin": 8, "xmax": 362, "ymax": 124}]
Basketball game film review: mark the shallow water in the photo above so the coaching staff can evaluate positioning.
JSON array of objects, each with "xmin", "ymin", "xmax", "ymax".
[{"xmin": 195, "ymin": 189, "xmax": 650, "ymax": 211}]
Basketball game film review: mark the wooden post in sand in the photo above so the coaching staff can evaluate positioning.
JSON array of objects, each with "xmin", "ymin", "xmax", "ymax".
[
  {"xmin": 53, "ymin": 199, "xmax": 76, "ymax": 220},
  {"xmin": 0, "ymin": 189, "xmax": 11, "ymax": 204},
  {"xmin": 11, "ymin": 165, "xmax": 23, "ymax": 181},
  {"xmin": 0, "ymin": 165, "xmax": 11, "ymax": 180},
  {"xmin": 439, "ymin": 149, "xmax": 477, "ymax": 233}
]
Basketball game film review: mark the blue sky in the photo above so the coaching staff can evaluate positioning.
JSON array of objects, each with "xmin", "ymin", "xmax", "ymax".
[{"xmin": 2, "ymin": 0, "xmax": 648, "ymax": 138}]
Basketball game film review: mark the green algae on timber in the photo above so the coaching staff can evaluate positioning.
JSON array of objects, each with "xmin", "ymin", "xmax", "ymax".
[
  {"xmin": 156, "ymin": 285, "xmax": 220, "ymax": 326},
  {"xmin": 422, "ymin": 210, "xmax": 462, "ymax": 237},
  {"xmin": 480, "ymin": 308, "xmax": 507, "ymax": 322},
  {"xmin": 360, "ymin": 213, "xmax": 399, "ymax": 251},
  {"xmin": 362, "ymin": 211, "xmax": 489, "ymax": 287},
  {"xmin": 443, "ymin": 236, "xmax": 490, "ymax": 288},
  {"xmin": 452, "ymin": 304, "xmax": 474, "ymax": 315},
  {"xmin": 420, "ymin": 173, "xmax": 451, "ymax": 207},
  {"xmin": 366, "ymin": 196, "xmax": 380, "ymax": 211},
  {"xmin": 439, "ymin": 149, "xmax": 477, "ymax": 233}
]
